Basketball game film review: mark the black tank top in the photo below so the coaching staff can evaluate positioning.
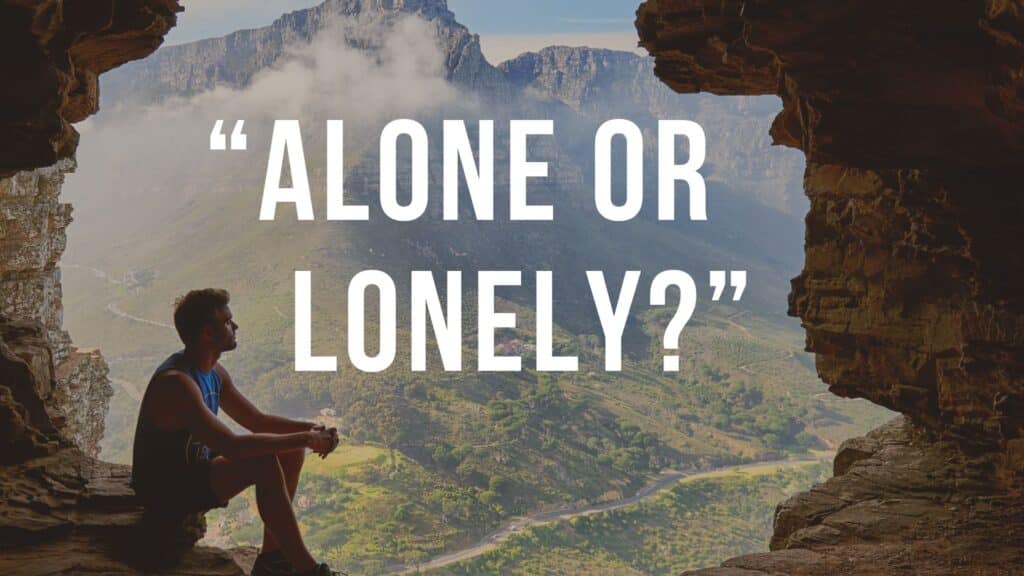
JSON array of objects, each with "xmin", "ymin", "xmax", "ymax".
[{"xmin": 130, "ymin": 351, "xmax": 222, "ymax": 498}]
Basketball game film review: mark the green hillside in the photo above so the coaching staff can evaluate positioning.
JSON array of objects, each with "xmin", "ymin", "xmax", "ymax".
[
  {"xmin": 428, "ymin": 461, "xmax": 831, "ymax": 575},
  {"xmin": 58, "ymin": 4, "xmax": 891, "ymax": 571}
]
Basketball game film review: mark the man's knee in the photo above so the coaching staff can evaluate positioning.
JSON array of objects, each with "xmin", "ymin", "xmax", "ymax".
[
  {"xmin": 278, "ymin": 448, "xmax": 305, "ymax": 474},
  {"xmin": 250, "ymin": 454, "xmax": 283, "ymax": 484},
  {"xmin": 209, "ymin": 454, "xmax": 282, "ymax": 502}
]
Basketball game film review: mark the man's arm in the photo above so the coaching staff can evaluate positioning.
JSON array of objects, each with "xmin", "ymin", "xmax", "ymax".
[
  {"xmin": 216, "ymin": 365, "xmax": 318, "ymax": 434},
  {"xmin": 151, "ymin": 371, "xmax": 328, "ymax": 460}
]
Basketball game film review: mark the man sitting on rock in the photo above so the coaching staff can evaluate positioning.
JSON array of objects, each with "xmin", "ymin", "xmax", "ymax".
[{"xmin": 131, "ymin": 288, "xmax": 343, "ymax": 576}]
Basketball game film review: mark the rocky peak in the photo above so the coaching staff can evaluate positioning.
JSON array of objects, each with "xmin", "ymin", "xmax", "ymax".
[
  {"xmin": 101, "ymin": 0, "xmax": 506, "ymax": 105},
  {"xmin": 499, "ymin": 46, "xmax": 659, "ymax": 111},
  {"xmin": 324, "ymin": 0, "xmax": 454, "ymax": 20}
]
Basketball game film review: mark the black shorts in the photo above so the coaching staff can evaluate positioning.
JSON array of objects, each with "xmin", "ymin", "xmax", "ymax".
[{"xmin": 136, "ymin": 460, "xmax": 229, "ymax": 514}]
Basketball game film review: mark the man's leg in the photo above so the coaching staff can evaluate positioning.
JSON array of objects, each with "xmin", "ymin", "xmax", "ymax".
[
  {"xmin": 209, "ymin": 454, "xmax": 316, "ymax": 573},
  {"xmin": 259, "ymin": 448, "xmax": 306, "ymax": 554}
]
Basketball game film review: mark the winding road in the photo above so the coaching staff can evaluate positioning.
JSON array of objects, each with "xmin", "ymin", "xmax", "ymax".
[
  {"xmin": 65, "ymin": 262, "xmax": 174, "ymax": 330},
  {"xmin": 384, "ymin": 455, "xmax": 829, "ymax": 574},
  {"xmin": 105, "ymin": 301, "xmax": 174, "ymax": 330},
  {"xmin": 73, "ymin": 265, "xmax": 833, "ymax": 574}
]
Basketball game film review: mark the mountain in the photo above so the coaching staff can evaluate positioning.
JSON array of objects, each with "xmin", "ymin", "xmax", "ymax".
[
  {"xmin": 500, "ymin": 46, "xmax": 806, "ymax": 215},
  {"xmin": 92, "ymin": 0, "xmax": 806, "ymax": 316},
  {"xmin": 60, "ymin": 0, "xmax": 887, "ymax": 571},
  {"xmin": 103, "ymin": 0, "xmax": 509, "ymax": 105},
  {"xmin": 103, "ymin": 3, "xmax": 803, "ymax": 215}
]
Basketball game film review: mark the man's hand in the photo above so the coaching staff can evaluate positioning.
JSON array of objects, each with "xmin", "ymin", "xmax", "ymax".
[{"xmin": 306, "ymin": 427, "xmax": 339, "ymax": 459}]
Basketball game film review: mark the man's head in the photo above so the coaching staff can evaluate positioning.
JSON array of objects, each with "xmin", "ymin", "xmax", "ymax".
[{"xmin": 173, "ymin": 288, "xmax": 238, "ymax": 351}]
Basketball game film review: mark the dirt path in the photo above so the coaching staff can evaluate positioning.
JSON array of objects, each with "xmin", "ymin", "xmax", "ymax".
[
  {"xmin": 66, "ymin": 262, "xmax": 173, "ymax": 330},
  {"xmin": 725, "ymin": 309, "xmax": 752, "ymax": 338},
  {"xmin": 385, "ymin": 455, "xmax": 830, "ymax": 574},
  {"xmin": 721, "ymin": 309, "xmax": 795, "ymax": 376},
  {"xmin": 105, "ymin": 301, "xmax": 174, "ymax": 330},
  {"xmin": 63, "ymin": 263, "xmax": 124, "ymax": 285}
]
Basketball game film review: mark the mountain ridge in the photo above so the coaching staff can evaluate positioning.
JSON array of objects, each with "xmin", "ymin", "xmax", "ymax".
[{"xmin": 102, "ymin": 0, "xmax": 507, "ymax": 106}]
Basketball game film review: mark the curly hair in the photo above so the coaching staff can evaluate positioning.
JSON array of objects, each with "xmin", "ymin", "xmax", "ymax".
[{"xmin": 173, "ymin": 288, "xmax": 230, "ymax": 345}]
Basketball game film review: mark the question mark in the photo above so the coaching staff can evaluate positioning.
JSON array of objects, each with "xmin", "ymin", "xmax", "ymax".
[{"xmin": 649, "ymin": 270, "xmax": 697, "ymax": 372}]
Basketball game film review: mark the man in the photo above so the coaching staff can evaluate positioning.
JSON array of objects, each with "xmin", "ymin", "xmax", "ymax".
[{"xmin": 131, "ymin": 288, "xmax": 342, "ymax": 576}]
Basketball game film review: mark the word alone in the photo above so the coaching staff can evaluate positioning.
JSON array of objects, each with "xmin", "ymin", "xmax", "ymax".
[{"xmin": 260, "ymin": 119, "xmax": 707, "ymax": 223}]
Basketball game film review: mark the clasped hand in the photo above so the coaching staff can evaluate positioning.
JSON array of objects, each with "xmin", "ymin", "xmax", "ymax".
[{"xmin": 307, "ymin": 424, "xmax": 339, "ymax": 458}]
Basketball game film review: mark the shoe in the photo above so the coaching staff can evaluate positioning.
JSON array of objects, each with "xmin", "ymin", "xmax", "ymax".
[
  {"xmin": 295, "ymin": 562, "xmax": 347, "ymax": 576},
  {"xmin": 251, "ymin": 550, "xmax": 295, "ymax": 576}
]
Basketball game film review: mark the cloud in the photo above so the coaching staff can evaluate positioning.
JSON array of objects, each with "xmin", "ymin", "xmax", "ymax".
[
  {"xmin": 66, "ymin": 15, "xmax": 461, "ymax": 251},
  {"xmin": 479, "ymin": 31, "xmax": 647, "ymax": 65}
]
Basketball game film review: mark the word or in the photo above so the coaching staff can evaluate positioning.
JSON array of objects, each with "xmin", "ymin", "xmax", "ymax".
[
  {"xmin": 256, "ymin": 118, "xmax": 707, "ymax": 223},
  {"xmin": 295, "ymin": 269, "xmax": 746, "ymax": 374},
  {"xmin": 209, "ymin": 120, "xmax": 247, "ymax": 151}
]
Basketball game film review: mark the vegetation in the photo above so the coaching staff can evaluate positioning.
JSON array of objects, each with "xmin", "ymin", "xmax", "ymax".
[
  {"xmin": 59, "ymin": 123, "xmax": 888, "ymax": 575},
  {"xmin": 429, "ymin": 462, "xmax": 831, "ymax": 575}
]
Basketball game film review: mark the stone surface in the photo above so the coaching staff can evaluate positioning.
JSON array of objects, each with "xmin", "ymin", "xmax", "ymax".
[
  {"xmin": 0, "ymin": 0, "xmax": 183, "ymax": 176},
  {"xmin": 0, "ymin": 160, "xmax": 74, "ymax": 361},
  {"xmin": 0, "ymin": 317, "xmax": 61, "ymax": 465},
  {"xmin": 53, "ymin": 347, "xmax": 112, "ymax": 459},
  {"xmin": 1, "ymin": 160, "xmax": 112, "ymax": 457},
  {"xmin": 0, "ymin": 447, "xmax": 249, "ymax": 575},
  {"xmin": 686, "ymin": 418, "xmax": 1024, "ymax": 575},
  {"xmin": 636, "ymin": 0, "xmax": 1024, "ymax": 573}
]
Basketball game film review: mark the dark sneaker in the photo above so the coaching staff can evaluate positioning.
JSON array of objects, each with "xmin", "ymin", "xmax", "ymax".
[{"xmin": 251, "ymin": 550, "xmax": 294, "ymax": 576}]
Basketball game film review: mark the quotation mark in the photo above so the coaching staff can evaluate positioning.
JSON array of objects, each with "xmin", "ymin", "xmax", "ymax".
[
  {"xmin": 709, "ymin": 270, "xmax": 746, "ymax": 301},
  {"xmin": 210, "ymin": 120, "xmax": 247, "ymax": 150}
]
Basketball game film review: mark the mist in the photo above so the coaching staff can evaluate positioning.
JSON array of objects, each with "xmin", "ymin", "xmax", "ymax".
[{"xmin": 65, "ymin": 15, "xmax": 460, "ymax": 262}]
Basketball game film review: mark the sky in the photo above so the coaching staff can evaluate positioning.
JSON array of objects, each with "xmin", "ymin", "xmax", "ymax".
[{"xmin": 164, "ymin": 0, "xmax": 645, "ymax": 63}]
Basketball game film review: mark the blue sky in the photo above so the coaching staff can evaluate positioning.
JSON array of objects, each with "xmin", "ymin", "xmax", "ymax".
[{"xmin": 165, "ymin": 0, "xmax": 644, "ymax": 62}]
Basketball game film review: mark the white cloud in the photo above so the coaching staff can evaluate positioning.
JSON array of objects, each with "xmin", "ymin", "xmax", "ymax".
[{"xmin": 67, "ymin": 15, "xmax": 460, "ymax": 247}]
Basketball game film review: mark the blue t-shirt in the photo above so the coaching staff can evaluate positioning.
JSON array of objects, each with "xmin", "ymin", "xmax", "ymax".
[{"xmin": 151, "ymin": 350, "xmax": 222, "ymax": 461}]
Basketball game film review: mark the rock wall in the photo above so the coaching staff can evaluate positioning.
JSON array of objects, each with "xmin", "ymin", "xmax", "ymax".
[
  {"xmin": 636, "ymin": 0, "xmax": 1024, "ymax": 573},
  {"xmin": 0, "ymin": 160, "xmax": 112, "ymax": 458},
  {"xmin": 0, "ymin": 0, "xmax": 184, "ymax": 176},
  {"xmin": 0, "ymin": 1, "xmax": 249, "ymax": 573}
]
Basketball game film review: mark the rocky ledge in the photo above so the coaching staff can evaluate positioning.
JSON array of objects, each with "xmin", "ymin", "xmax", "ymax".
[
  {"xmin": 0, "ymin": 446, "xmax": 254, "ymax": 576},
  {"xmin": 690, "ymin": 417, "xmax": 1024, "ymax": 575},
  {"xmin": 0, "ymin": 0, "xmax": 182, "ymax": 176},
  {"xmin": 636, "ymin": 0, "xmax": 1024, "ymax": 573}
]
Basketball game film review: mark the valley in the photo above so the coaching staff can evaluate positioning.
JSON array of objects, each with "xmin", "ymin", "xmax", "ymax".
[{"xmin": 57, "ymin": 1, "xmax": 889, "ymax": 573}]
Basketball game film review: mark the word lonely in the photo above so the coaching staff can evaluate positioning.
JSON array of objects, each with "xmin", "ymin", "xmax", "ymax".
[
  {"xmin": 295, "ymin": 270, "xmax": 698, "ymax": 373},
  {"xmin": 259, "ymin": 118, "xmax": 708, "ymax": 222}
]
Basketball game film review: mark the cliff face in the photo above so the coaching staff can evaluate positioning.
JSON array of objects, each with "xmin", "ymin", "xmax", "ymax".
[
  {"xmin": 102, "ymin": 0, "xmax": 509, "ymax": 105},
  {"xmin": 499, "ymin": 46, "xmax": 806, "ymax": 214},
  {"xmin": 636, "ymin": 1, "xmax": 1024, "ymax": 573},
  {"xmin": 1, "ymin": 160, "xmax": 110, "ymax": 459},
  {"xmin": 0, "ymin": 1, "xmax": 249, "ymax": 573}
]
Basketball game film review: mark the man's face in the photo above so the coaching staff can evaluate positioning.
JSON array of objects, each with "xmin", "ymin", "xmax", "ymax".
[{"xmin": 203, "ymin": 305, "xmax": 239, "ymax": 352}]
